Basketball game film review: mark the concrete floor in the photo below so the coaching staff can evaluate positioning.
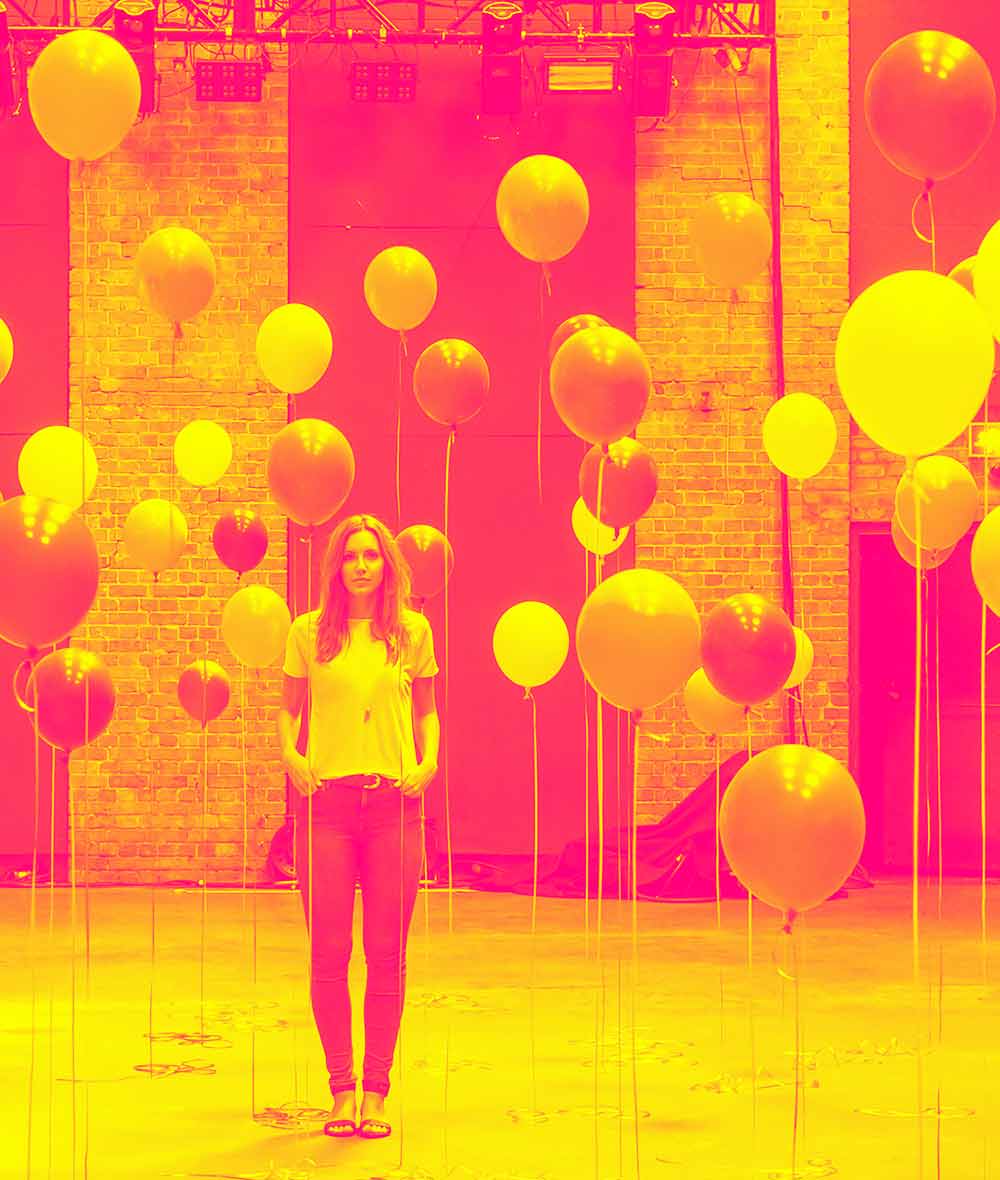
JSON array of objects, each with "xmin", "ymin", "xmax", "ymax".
[{"xmin": 0, "ymin": 877, "xmax": 997, "ymax": 1180}]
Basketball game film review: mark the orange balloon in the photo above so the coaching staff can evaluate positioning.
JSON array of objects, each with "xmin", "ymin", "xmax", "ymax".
[
  {"xmin": 364, "ymin": 246, "xmax": 437, "ymax": 332},
  {"xmin": 550, "ymin": 327, "xmax": 652, "ymax": 446},
  {"xmin": 894, "ymin": 455, "xmax": 978, "ymax": 551},
  {"xmin": 396, "ymin": 524, "xmax": 454, "ymax": 600},
  {"xmin": 890, "ymin": 514, "xmax": 953, "ymax": 571},
  {"xmin": 701, "ymin": 593, "xmax": 795, "ymax": 706},
  {"xmin": 26, "ymin": 648, "xmax": 115, "ymax": 750},
  {"xmin": 496, "ymin": 154, "xmax": 590, "ymax": 263},
  {"xmin": 691, "ymin": 193, "xmax": 772, "ymax": 288},
  {"xmin": 413, "ymin": 340, "xmax": 490, "ymax": 427},
  {"xmin": 579, "ymin": 437, "xmax": 658, "ymax": 528},
  {"xmin": 949, "ymin": 256, "xmax": 977, "ymax": 295},
  {"xmin": 267, "ymin": 419, "xmax": 355, "ymax": 527},
  {"xmin": 0, "ymin": 496, "xmax": 99, "ymax": 650},
  {"xmin": 864, "ymin": 31, "xmax": 996, "ymax": 181},
  {"xmin": 177, "ymin": 659, "xmax": 230, "ymax": 727},
  {"xmin": 136, "ymin": 227, "xmax": 216, "ymax": 326},
  {"xmin": 548, "ymin": 314, "xmax": 608, "ymax": 364},
  {"xmin": 719, "ymin": 744, "xmax": 866, "ymax": 917},
  {"xmin": 575, "ymin": 568, "xmax": 701, "ymax": 711}
]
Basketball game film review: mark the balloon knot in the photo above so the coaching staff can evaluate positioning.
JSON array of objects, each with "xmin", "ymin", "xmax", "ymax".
[
  {"xmin": 523, "ymin": 687, "xmax": 533, "ymax": 701},
  {"xmin": 173, "ymin": 321, "xmax": 183, "ymax": 340},
  {"xmin": 630, "ymin": 709, "xmax": 642, "ymax": 729},
  {"xmin": 782, "ymin": 909, "xmax": 797, "ymax": 935}
]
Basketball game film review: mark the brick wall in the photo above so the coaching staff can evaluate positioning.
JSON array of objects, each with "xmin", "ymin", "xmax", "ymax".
[
  {"xmin": 633, "ymin": 3, "xmax": 851, "ymax": 820},
  {"xmin": 68, "ymin": 41, "xmax": 289, "ymax": 883}
]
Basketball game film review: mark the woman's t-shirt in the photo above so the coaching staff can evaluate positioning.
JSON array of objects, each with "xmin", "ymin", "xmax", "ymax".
[{"xmin": 283, "ymin": 608, "xmax": 438, "ymax": 780}]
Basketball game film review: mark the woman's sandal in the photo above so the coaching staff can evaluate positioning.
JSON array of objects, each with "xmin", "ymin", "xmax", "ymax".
[
  {"xmin": 357, "ymin": 1117, "xmax": 392, "ymax": 1139},
  {"xmin": 323, "ymin": 1116, "xmax": 357, "ymax": 1138}
]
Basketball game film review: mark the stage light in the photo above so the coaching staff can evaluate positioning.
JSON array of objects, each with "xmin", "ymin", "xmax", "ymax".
[
  {"xmin": 195, "ymin": 58, "xmax": 263, "ymax": 102},
  {"xmin": 113, "ymin": 0, "xmax": 157, "ymax": 114},
  {"xmin": 482, "ymin": 1, "xmax": 523, "ymax": 116},
  {"xmin": 633, "ymin": 1, "xmax": 677, "ymax": 117},
  {"xmin": 543, "ymin": 55, "xmax": 618, "ymax": 93}
]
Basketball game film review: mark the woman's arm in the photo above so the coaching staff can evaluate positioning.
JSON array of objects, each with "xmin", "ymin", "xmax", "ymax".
[
  {"xmin": 400, "ymin": 676, "xmax": 439, "ymax": 797},
  {"xmin": 278, "ymin": 674, "xmax": 320, "ymax": 795}
]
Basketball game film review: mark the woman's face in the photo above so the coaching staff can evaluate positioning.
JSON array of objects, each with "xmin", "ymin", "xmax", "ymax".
[{"xmin": 341, "ymin": 528, "xmax": 385, "ymax": 597}]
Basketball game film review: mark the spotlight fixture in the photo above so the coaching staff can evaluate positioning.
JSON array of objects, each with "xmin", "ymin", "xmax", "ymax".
[
  {"xmin": 633, "ymin": 1, "xmax": 677, "ymax": 117},
  {"xmin": 194, "ymin": 58, "xmax": 263, "ymax": 102},
  {"xmin": 481, "ymin": 1, "xmax": 523, "ymax": 116},
  {"xmin": 543, "ymin": 55, "xmax": 618, "ymax": 93},
  {"xmin": 113, "ymin": 0, "xmax": 157, "ymax": 114}
]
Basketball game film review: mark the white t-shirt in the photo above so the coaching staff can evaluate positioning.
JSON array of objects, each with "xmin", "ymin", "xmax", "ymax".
[{"xmin": 283, "ymin": 607, "xmax": 438, "ymax": 780}]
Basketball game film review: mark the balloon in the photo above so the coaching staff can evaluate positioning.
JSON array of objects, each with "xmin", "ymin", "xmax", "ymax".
[
  {"xmin": 221, "ymin": 585, "xmax": 291, "ymax": 668},
  {"xmin": 835, "ymin": 270, "xmax": 993, "ymax": 458},
  {"xmin": 0, "ymin": 317, "xmax": 12, "ymax": 384},
  {"xmin": 0, "ymin": 496, "xmax": 99, "ymax": 649},
  {"xmin": 719, "ymin": 744, "xmax": 866, "ymax": 916},
  {"xmin": 363, "ymin": 246, "xmax": 437, "ymax": 332},
  {"xmin": 894, "ymin": 455, "xmax": 978, "ymax": 550},
  {"xmin": 579, "ymin": 438, "xmax": 658, "ymax": 528},
  {"xmin": 701, "ymin": 593, "xmax": 795, "ymax": 706},
  {"xmin": 949, "ymin": 256, "xmax": 976, "ymax": 295},
  {"xmin": 972, "ymin": 219, "xmax": 1000, "ymax": 342},
  {"xmin": 174, "ymin": 419, "xmax": 232, "ymax": 487},
  {"xmin": 576, "ymin": 568, "xmax": 701, "ymax": 711},
  {"xmin": 26, "ymin": 647, "xmax": 115, "ymax": 750},
  {"xmin": 256, "ymin": 303, "xmax": 333, "ymax": 394},
  {"xmin": 396, "ymin": 525, "xmax": 454, "ymax": 600},
  {"xmin": 571, "ymin": 498, "xmax": 628, "ymax": 557},
  {"xmin": 762, "ymin": 393, "xmax": 837, "ymax": 480},
  {"xmin": 683, "ymin": 668, "xmax": 745, "ymax": 736},
  {"xmin": 123, "ymin": 499, "xmax": 188, "ymax": 575},
  {"xmin": 493, "ymin": 601, "xmax": 570, "ymax": 689},
  {"xmin": 970, "ymin": 506, "xmax": 1000, "ymax": 615},
  {"xmin": 783, "ymin": 627, "xmax": 814, "ymax": 690},
  {"xmin": 27, "ymin": 30, "xmax": 140, "ymax": 161},
  {"xmin": 691, "ymin": 193, "xmax": 772, "ymax": 288},
  {"xmin": 496, "ymin": 154, "xmax": 589, "ymax": 263},
  {"xmin": 18, "ymin": 425, "xmax": 98, "ymax": 510},
  {"xmin": 550, "ymin": 326, "xmax": 652, "ymax": 446},
  {"xmin": 864, "ymin": 31, "xmax": 995, "ymax": 181},
  {"xmin": 177, "ymin": 659, "xmax": 230, "ymax": 727},
  {"xmin": 267, "ymin": 419, "xmax": 355, "ymax": 527},
  {"xmin": 548, "ymin": 313, "xmax": 608, "ymax": 363},
  {"xmin": 213, "ymin": 508, "xmax": 269, "ymax": 576},
  {"xmin": 136, "ymin": 227, "xmax": 216, "ymax": 327},
  {"xmin": 413, "ymin": 339, "xmax": 490, "ymax": 427},
  {"xmin": 891, "ymin": 514, "xmax": 954, "ymax": 571}
]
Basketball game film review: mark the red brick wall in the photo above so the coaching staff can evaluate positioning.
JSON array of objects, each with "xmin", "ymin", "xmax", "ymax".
[
  {"xmin": 68, "ymin": 46, "xmax": 289, "ymax": 883},
  {"xmin": 634, "ymin": 3, "xmax": 851, "ymax": 820}
]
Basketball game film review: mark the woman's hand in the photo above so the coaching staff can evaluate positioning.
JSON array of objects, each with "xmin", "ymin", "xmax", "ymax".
[
  {"xmin": 284, "ymin": 750, "xmax": 321, "ymax": 796},
  {"xmin": 399, "ymin": 760, "xmax": 437, "ymax": 799}
]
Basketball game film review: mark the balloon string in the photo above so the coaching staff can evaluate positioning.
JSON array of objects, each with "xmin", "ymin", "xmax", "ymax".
[
  {"xmin": 396, "ymin": 331, "xmax": 404, "ymax": 530},
  {"xmin": 981, "ymin": 439, "xmax": 991, "ymax": 1178},
  {"xmin": 47, "ymin": 752, "xmax": 56, "ymax": 1179},
  {"xmin": 745, "ymin": 708, "xmax": 757, "ymax": 1146},
  {"xmin": 715, "ymin": 739, "xmax": 725, "ymax": 1059},
  {"xmin": 912, "ymin": 462, "xmax": 925, "ymax": 1179},
  {"xmin": 305, "ymin": 531, "xmax": 315, "ymax": 1102},
  {"xmin": 583, "ymin": 545, "xmax": 591, "ymax": 958},
  {"xmin": 25, "ymin": 672, "xmax": 40, "ymax": 1180},
  {"xmin": 910, "ymin": 182, "xmax": 938, "ymax": 273},
  {"xmin": 200, "ymin": 713, "xmax": 208, "ymax": 1041},
  {"xmin": 443, "ymin": 427, "xmax": 456, "ymax": 934},
  {"xmin": 790, "ymin": 926, "xmax": 802, "ymax": 1178},
  {"xmin": 527, "ymin": 687, "xmax": 539, "ymax": 1123},
  {"xmin": 536, "ymin": 266, "xmax": 546, "ymax": 505},
  {"xmin": 629, "ymin": 715, "xmax": 641, "ymax": 1180}
]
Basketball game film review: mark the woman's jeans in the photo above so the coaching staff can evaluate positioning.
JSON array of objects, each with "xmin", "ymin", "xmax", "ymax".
[{"xmin": 295, "ymin": 781, "xmax": 422, "ymax": 1097}]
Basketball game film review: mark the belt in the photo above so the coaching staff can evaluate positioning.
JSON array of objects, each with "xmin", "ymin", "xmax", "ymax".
[{"xmin": 324, "ymin": 774, "xmax": 398, "ymax": 790}]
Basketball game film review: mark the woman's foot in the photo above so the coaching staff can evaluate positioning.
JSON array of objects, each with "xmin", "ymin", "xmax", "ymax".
[
  {"xmin": 323, "ymin": 1089, "xmax": 357, "ymax": 1138},
  {"xmin": 357, "ymin": 1090, "xmax": 391, "ymax": 1139}
]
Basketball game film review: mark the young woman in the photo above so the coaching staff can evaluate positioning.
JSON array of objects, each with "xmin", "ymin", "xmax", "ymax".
[{"xmin": 278, "ymin": 514, "xmax": 440, "ymax": 1140}]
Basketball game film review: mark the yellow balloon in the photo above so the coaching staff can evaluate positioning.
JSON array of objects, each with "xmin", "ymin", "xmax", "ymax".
[
  {"xmin": 890, "ymin": 514, "xmax": 954, "ymax": 570},
  {"xmin": 973, "ymin": 219, "xmax": 1000, "ymax": 342},
  {"xmin": 683, "ymin": 668, "xmax": 745, "ymax": 735},
  {"xmin": 0, "ymin": 317, "xmax": 12, "ymax": 384},
  {"xmin": 971, "ymin": 506, "xmax": 1000, "ymax": 615},
  {"xmin": 762, "ymin": 393, "xmax": 837, "ymax": 480},
  {"xmin": 123, "ymin": 499, "xmax": 188, "ymax": 575},
  {"xmin": 174, "ymin": 420, "xmax": 233, "ymax": 487},
  {"xmin": 363, "ymin": 247, "xmax": 437, "ymax": 332},
  {"xmin": 136, "ymin": 227, "xmax": 216, "ymax": 326},
  {"xmin": 835, "ymin": 270, "xmax": 994, "ymax": 457},
  {"xmin": 894, "ymin": 454, "xmax": 978, "ymax": 551},
  {"xmin": 571, "ymin": 498, "xmax": 628, "ymax": 557},
  {"xmin": 27, "ymin": 30, "xmax": 140, "ymax": 161},
  {"xmin": 221, "ymin": 584, "xmax": 291, "ymax": 668},
  {"xmin": 493, "ymin": 601, "xmax": 569, "ymax": 689},
  {"xmin": 576, "ymin": 568, "xmax": 701, "ymax": 712},
  {"xmin": 948, "ymin": 255, "xmax": 976, "ymax": 295},
  {"xmin": 18, "ymin": 426, "xmax": 98, "ymax": 510},
  {"xmin": 255, "ymin": 303, "xmax": 333, "ymax": 394},
  {"xmin": 691, "ymin": 192, "xmax": 772, "ymax": 288},
  {"xmin": 496, "ymin": 155, "xmax": 589, "ymax": 264},
  {"xmin": 782, "ymin": 627, "xmax": 814, "ymax": 690}
]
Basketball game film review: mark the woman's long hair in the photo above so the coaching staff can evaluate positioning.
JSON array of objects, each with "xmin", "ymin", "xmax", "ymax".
[{"xmin": 314, "ymin": 514, "xmax": 412, "ymax": 664}]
